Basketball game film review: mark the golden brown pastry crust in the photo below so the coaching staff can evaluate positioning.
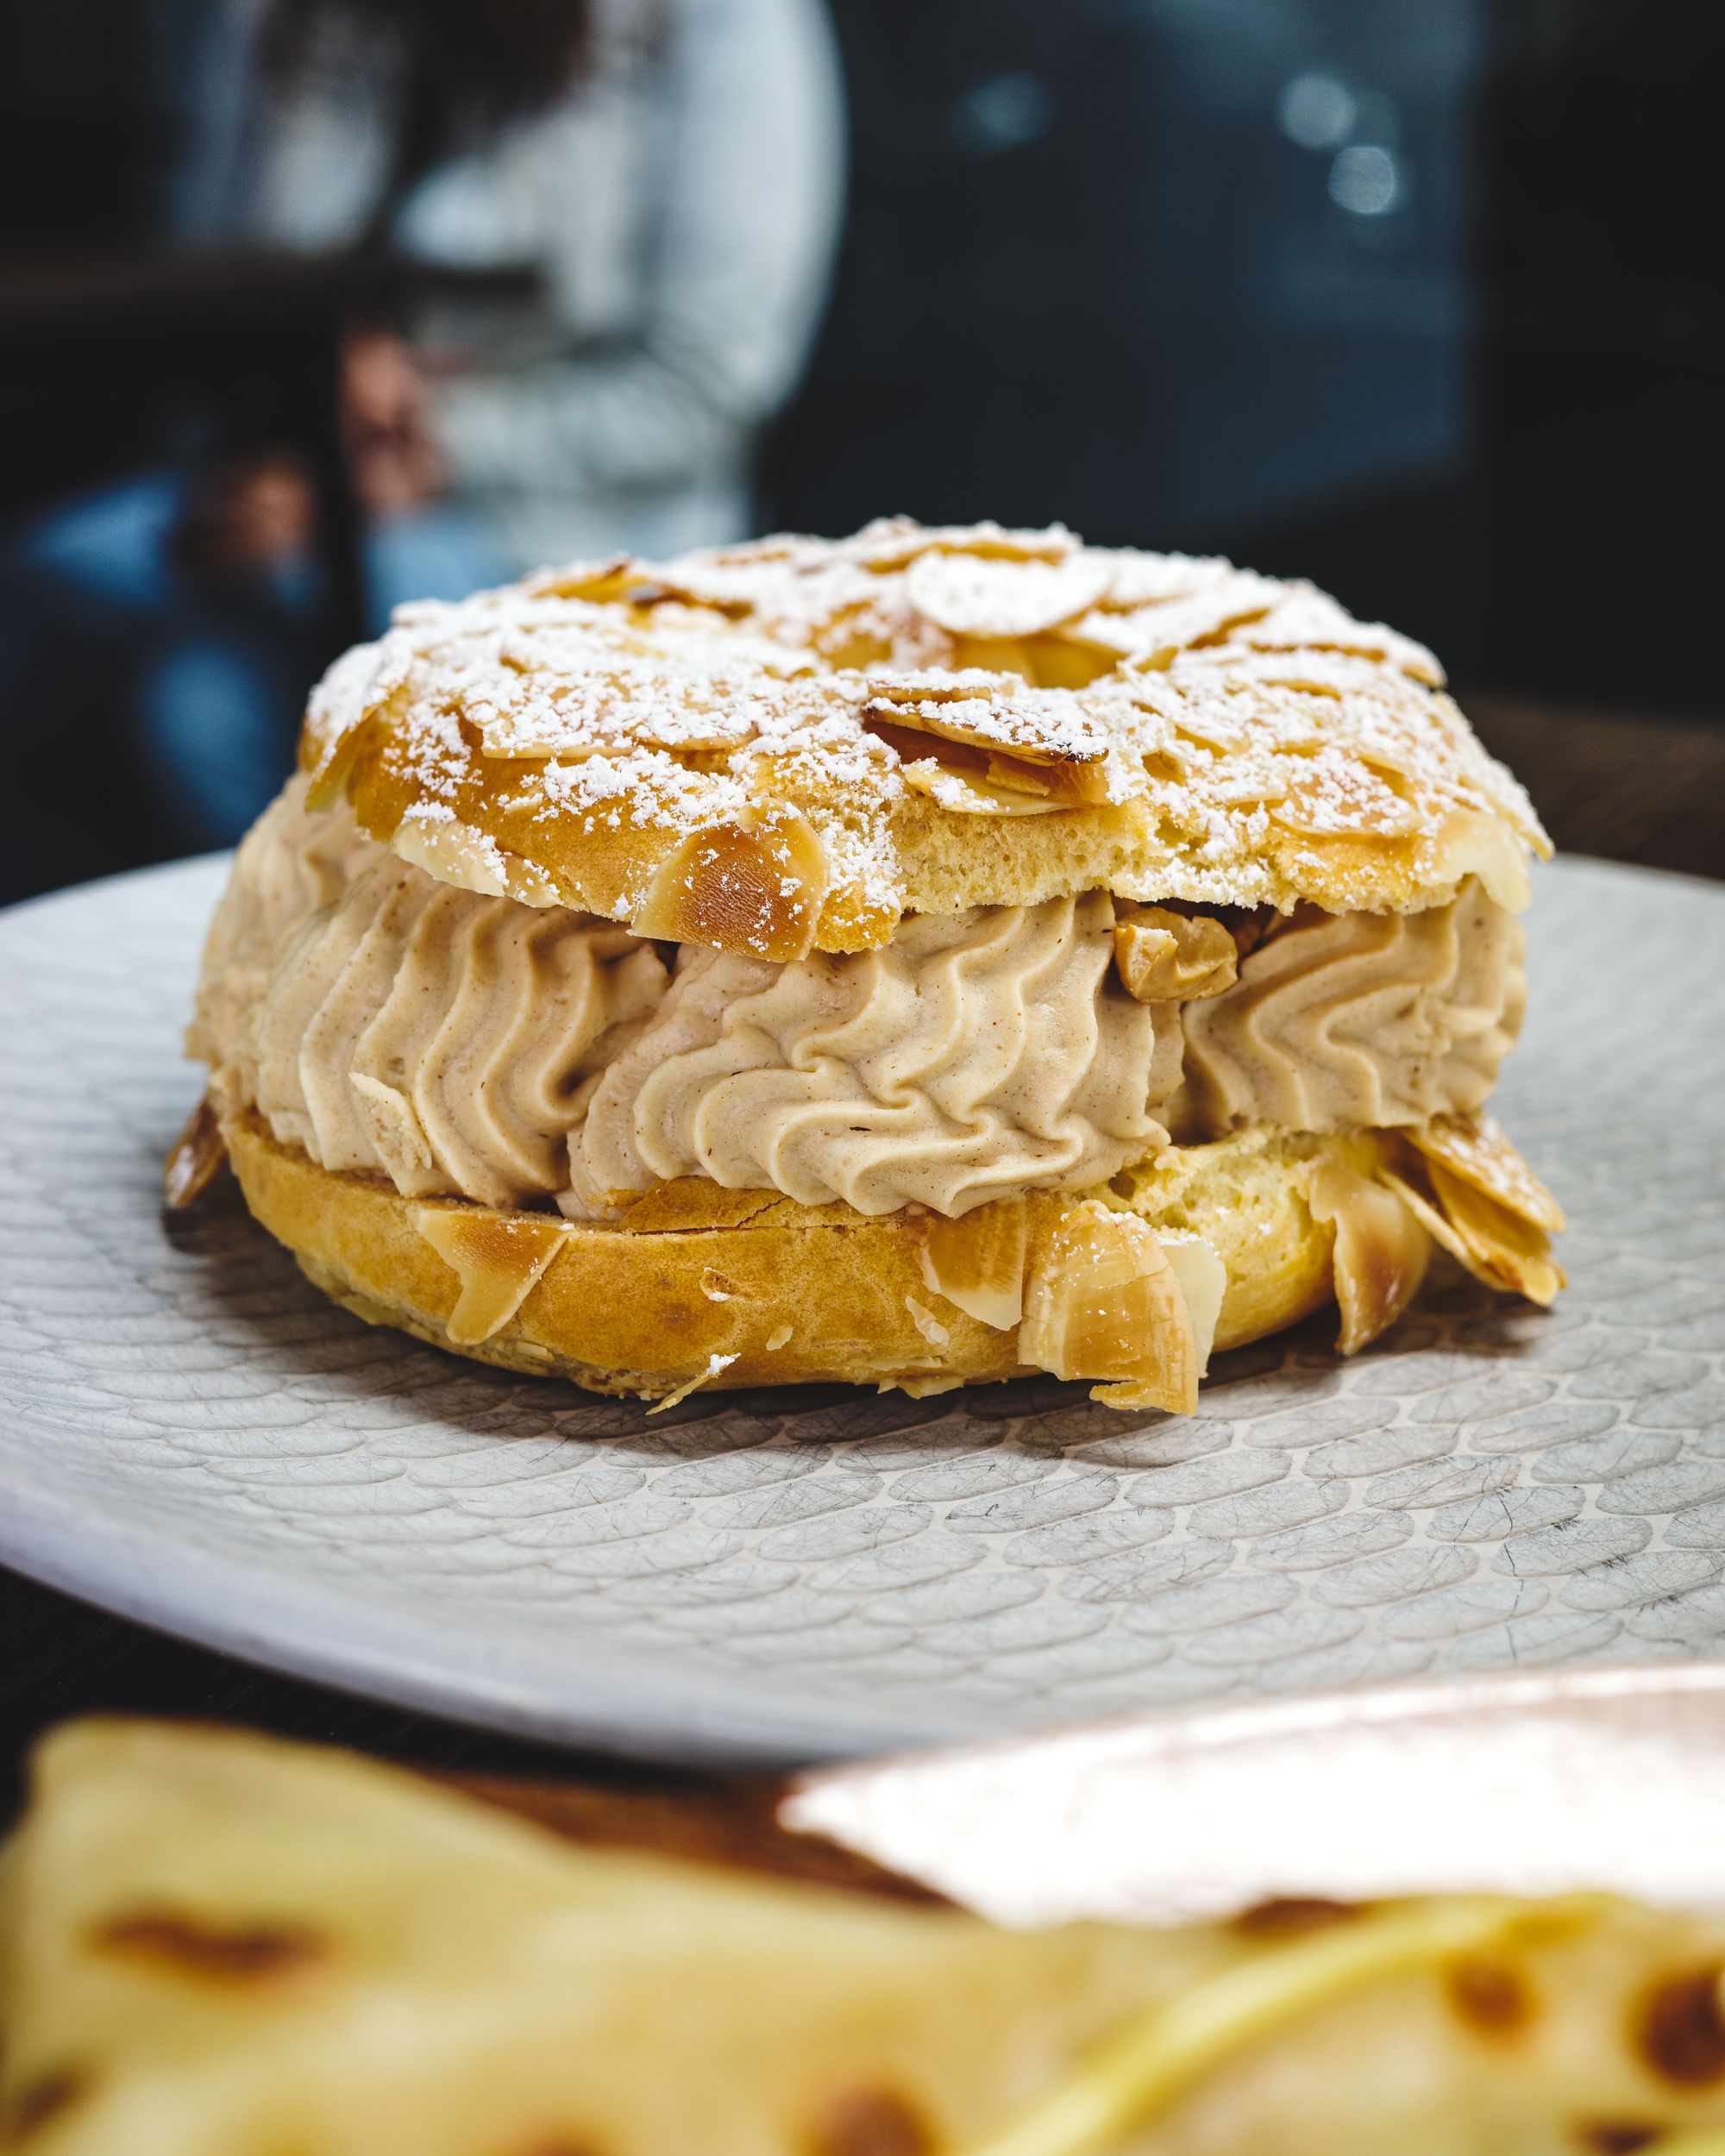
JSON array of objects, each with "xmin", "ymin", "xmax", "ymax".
[
  {"xmin": 220, "ymin": 1108, "xmax": 1364, "ymax": 1403},
  {"xmin": 300, "ymin": 522, "xmax": 1548, "ymax": 962}
]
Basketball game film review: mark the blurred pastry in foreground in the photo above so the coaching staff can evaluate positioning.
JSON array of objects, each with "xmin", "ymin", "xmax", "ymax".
[
  {"xmin": 178, "ymin": 519, "xmax": 1564, "ymax": 1412},
  {"xmin": 4, "ymin": 1720, "xmax": 1725, "ymax": 2155}
]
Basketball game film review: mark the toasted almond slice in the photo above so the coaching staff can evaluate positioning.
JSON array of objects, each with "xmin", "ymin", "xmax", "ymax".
[
  {"xmin": 477, "ymin": 705, "xmax": 758, "ymax": 761},
  {"xmin": 904, "ymin": 1296, "xmax": 952, "ymax": 1350},
  {"xmin": 470, "ymin": 642, "xmax": 773, "ymax": 761},
  {"xmin": 630, "ymin": 806, "xmax": 829, "ymax": 962},
  {"xmin": 916, "ymin": 1198, "xmax": 1029, "ymax": 1330},
  {"xmin": 647, "ymin": 1351, "xmax": 740, "ymax": 1413},
  {"xmin": 523, "ymin": 553, "xmax": 638, "ymax": 603},
  {"xmin": 1422, "ymin": 805, "xmax": 1540, "ymax": 908},
  {"xmin": 1020, "ymin": 755, "xmax": 1117, "ymax": 807},
  {"xmin": 1149, "ymin": 1230, "xmax": 1226, "ymax": 1378},
  {"xmin": 1380, "ymin": 1162, "xmax": 1565, "ymax": 1308},
  {"xmin": 861, "ymin": 678, "xmax": 1110, "ymax": 769},
  {"xmin": 1229, "ymin": 585, "xmax": 1445, "ymax": 686},
  {"xmin": 301, "ymin": 700, "xmax": 384, "ymax": 816},
  {"xmin": 1406, "ymin": 1112, "xmax": 1565, "ymax": 1233},
  {"xmin": 1096, "ymin": 549, "xmax": 1238, "ymax": 609},
  {"xmin": 1019, "ymin": 1200, "xmax": 1199, "ymax": 1415},
  {"xmin": 389, "ymin": 809, "xmax": 560, "ymax": 905},
  {"xmin": 1113, "ymin": 906, "xmax": 1239, "ymax": 1002},
  {"xmin": 300, "ymin": 637, "xmax": 409, "ymax": 799},
  {"xmin": 900, "ymin": 758, "xmax": 1065, "ymax": 818},
  {"xmin": 413, "ymin": 1208, "xmax": 574, "ymax": 1344},
  {"xmin": 1267, "ymin": 753, "xmax": 1427, "ymax": 841},
  {"xmin": 1090, "ymin": 573, "xmax": 1287, "ymax": 668},
  {"xmin": 904, "ymin": 550, "xmax": 1114, "ymax": 639},
  {"xmin": 870, "ymin": 719, "xmax": 1113, "ymax": 812},
  {"xmin": 1377, "ymin": 1169, "xmax": 1482, "ymax": 1282},
  {"xmin": 1426, "ymin": 1158, "xmax": 1565, "ymax": 1306},
  {"xmin": 348, "ymin": 1074, "xmax": 436, "ymax": 1190},
  {"xmin": 853, "ymin": 517, "xmax": 1076, "ymax": 572},
  {"xmin": 164, "ymin": 1096, "xmax": 228, "ymax": 1209},
  {"xmin": 1308, "ymin": 1162, "xmax": 1432, "ymax": 1354}
]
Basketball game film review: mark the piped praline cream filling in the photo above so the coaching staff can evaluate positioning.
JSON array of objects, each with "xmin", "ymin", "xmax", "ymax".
[{"xmin": 191, "ymin": 780, "xmax": 1526, "ymax": 1220}]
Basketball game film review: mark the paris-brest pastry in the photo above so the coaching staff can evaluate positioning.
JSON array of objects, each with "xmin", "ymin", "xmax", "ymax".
[{"xmin": 179, "ymin": 520, "xmax": 1564, "ymax": 1414}]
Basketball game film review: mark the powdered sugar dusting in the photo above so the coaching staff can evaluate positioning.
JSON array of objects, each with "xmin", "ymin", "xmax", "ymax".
[
  {"xmin": 903, "ymin": 549, "xmax": 1113, "ymax": 639},
  {"xmin": 303, "ymin": 519, "xmax": 1549, "ymax": 948}
]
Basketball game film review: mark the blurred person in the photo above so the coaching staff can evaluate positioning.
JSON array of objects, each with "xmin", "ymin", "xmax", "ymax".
[
  {"xmin": 190, "ymin": 0, "xmax": 845, "ymax": 570},
  {"xmin": 4, "ymin": 0, "xmax": 844, "ymax": 856}
]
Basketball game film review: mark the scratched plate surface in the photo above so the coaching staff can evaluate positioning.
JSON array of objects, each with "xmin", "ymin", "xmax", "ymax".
[{"xmin": 0, "ymin": 855, "xmax": 1722, "ymax": 1766}]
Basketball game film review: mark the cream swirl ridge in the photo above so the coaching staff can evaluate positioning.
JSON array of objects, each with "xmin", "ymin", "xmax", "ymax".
[
  {"xmin": 188, "ymin": 774, "xmax": 379, "ymax": 1087},
  {"xmin": 195, "ymin": 784, "xmax": 1529, "ymax": 1226},
  {"xmin": 568, "ymin": 894, "xmax": 1181, "ymax": 1219},
  {"xmin": 197, "ymin": 787, "xmax": 668, "ymax": 1206},
  {"xmin": 1177, "ymin": 879, "xmax": 1525, "ymax": 1136}
]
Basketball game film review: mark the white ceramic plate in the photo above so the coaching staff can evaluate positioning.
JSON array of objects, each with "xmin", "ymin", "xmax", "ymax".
[{"xmin": 1, "ymin": 856, "xmax": 1721, "ymax": 1767}]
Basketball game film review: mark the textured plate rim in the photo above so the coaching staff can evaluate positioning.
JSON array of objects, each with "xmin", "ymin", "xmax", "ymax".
[{"xmin": 0, "ymin": 1467, "xmax": 966, "ymax": 1769}]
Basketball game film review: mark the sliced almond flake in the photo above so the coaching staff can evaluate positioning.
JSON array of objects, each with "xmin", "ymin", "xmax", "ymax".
[
  {"xmin": 1226, "ymin": 585, "xmax": 1445, "ymax": 685},
  {"xmin": 901, "ymin": 762, "xmax": 1066, "ymax": 817},
  {"xmin": 1113, "ymin": 906, "xmax": 1238, "ymax": 1001},
  {"xmin": 1405, "ymin": 1112, "xmax": 1565, "ymax": 1233},
  {"xmin": 764, "ymin": 1324, "xmax": 794, "ymax": 1351},
  {"xmin": 471, "ymin": 663, "xmax": 773, "ymax": 761},
  {"xmin": 163, "ymin": 1096, "xmax": 226, "ymax": 1209},
  {"xmin": 625, "ymin": 559, "xmax": 808, "ymax": 618},
  {"xmin": 1207, "ymin": 768, "xmax": 1294, "ymax": 808},
  {"xmin": 904, "ymin": 1295, "xmax": 952, "ymax": 1349},
  {"xmin": 1175, "ymin": 646, "xmax": 1398, "ymax": 702},
  {"xmin": 349, "ymin": 1073, "xmax": 436, "ymax": 1187},
  {"xmin": 1308, "ymin": 1161, "xmax": 1431, "ymax": 1354},
  {"xmin": 1164, "ymin": 706, "xmax": 1251, "ymax": 756},
  {"xmin": 807, "ymin": 592, "xmax": 957, "ymax": 673},
  {"xmin": 629, "ymin": 805, "xmax": 830, "ymax": 961},
  {"xmin": 848, "ymin": 517, "xmax": 1076, "ymax": 570},
  {"xmin": 1269, "ymin": 753, "xmax": 1427, "ymax": 841},
  {"xmin": 1428, "ymin": 1163, "xmax": 1565, "ymax": 1307},
  {"xmin": 302, "ymin": 636, "xmax": 398, "ymax": 770},
  {"xmin": 916, "ymin": 1199, "xmax": 1028, "ymax": 1329},
  {"xmin": 1095, "ymin": 548, "xmax": 1237, "ymax": 610},
  {"xmin": 646, "ymin": 1351, "xmax": 740, "ymax": 1413},
  {"xmin": 1379, "ymin": 1160, "xmax": 1565, "ymax": 1309},
  {"xmin": 391, "ymin": 808, "xmax": 513, "ymax": 899},
  {"xmin": 903, "ymin": 549, "xmax": 1113, "ymax": 639},
  {"xmin": 1155, "ymin": 1231, "xmax": 1226, "ymax": 1374},
  {"xmin": 519, "ymin": 552, "xmax": 639, "ymax": 603},
  {"xmin": 1020, "ymin": 1199, "xmax": 1199, "ymax": 1415},
  {"xmin": 862, "ymin": 674, "xmax": 1109, "ymax": 767},
  {"xmin": 1077, "ymin": 573, "xmax": 1288, "ymax": 667},
  {"xmin": 413, "ymin": 1207, "xmax": 574, "ymax": 1344},
  {"xmin": 1418, "ymin": 806, "xmax": 1536, "ymax": 912}
]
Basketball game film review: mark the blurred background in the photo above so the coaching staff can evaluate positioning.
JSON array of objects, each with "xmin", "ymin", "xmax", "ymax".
[{"xmin": 2, "ymin": 0, "xmax": 1719, "ymax": 907}]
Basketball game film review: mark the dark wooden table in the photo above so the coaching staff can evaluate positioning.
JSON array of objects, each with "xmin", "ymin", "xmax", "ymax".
[
  {"xmin": 3, "ymin": 696, "xmax": 1721, "ymax": 1823},
  {"xmin": 1464, "ymin": 695, "xmax": 1725, "ymax": 886}
]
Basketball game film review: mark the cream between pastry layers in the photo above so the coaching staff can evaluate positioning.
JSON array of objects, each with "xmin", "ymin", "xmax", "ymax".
[{"xmin": 177, "ymin": 519, "xmax": 1565, "ymax": 1413}]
